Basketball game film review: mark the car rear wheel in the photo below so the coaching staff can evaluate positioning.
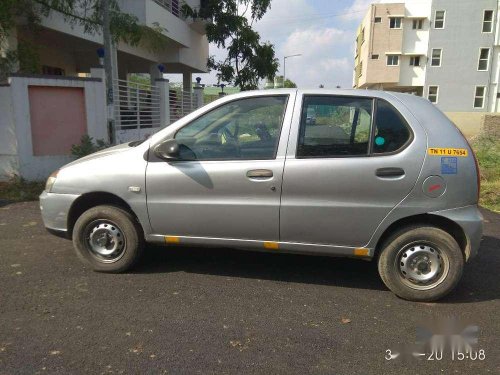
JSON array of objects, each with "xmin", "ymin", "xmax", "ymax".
[
  {"xmin": 73, "ymin": 205, "xmax": 144, "ymax": 273},
  {"xmin": 377, "ymin": 226, "xmax": 464, "ymax": 302}
]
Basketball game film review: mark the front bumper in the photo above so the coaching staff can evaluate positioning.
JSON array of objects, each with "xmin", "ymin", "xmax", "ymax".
[
  {"xmin": 430, "ymin": 204, "xmax": 484, "ymax": 260},
  {"xmin": 39, "ymin": 191, "xmax": 80, "ymax": 236}
]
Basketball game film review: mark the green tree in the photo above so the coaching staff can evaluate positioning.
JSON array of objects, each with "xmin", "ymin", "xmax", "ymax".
[
  {"xmin": 183, "ymin": 0, "xmax": 279, "ymax": 91},
  {"xmin": 0, "ymin": 0, "xmax": 167, "ymax": 80},
  {"xmin": 284, "ymin": 79, "xmax": 297, "ymax": 88}
]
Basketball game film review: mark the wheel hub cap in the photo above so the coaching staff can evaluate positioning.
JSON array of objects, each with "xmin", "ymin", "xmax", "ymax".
[
  {"xmin": 88, "ymin": 222, "xmax": 124, "ymax": 258},
  {"xmin": 399, "ymin": 244, "xmax": 444, "ymax": 287}
]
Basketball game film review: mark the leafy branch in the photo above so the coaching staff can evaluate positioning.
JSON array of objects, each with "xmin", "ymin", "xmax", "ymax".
[{"xmin": 183, "ymin": 0, "xmax": 279, "ymax": 90}]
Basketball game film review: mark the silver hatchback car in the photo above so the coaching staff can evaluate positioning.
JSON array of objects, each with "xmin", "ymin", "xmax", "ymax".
[{"xmin": 40, "ymin": 89, "xmax": 483, "ymax": 301}]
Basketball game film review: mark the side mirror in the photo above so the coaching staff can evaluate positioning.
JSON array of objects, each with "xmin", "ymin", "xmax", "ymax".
[{"xmin": 154, "ymin": 139, "xmax": 180, "ymax": 160}]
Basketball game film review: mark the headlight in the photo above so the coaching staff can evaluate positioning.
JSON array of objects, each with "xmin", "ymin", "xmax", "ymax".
[{"xmin": 45, "ymin": 170, "xmax": 59, "ymax": 192}]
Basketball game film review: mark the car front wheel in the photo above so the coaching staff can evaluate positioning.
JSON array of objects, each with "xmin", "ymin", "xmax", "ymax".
[
  {"xmin": 72, "ymin": 205, "xmax": 144, "ymax": 273},
  {"xmin": 377, "ymin": 226, "xmax": 464, "ymax": 302}
]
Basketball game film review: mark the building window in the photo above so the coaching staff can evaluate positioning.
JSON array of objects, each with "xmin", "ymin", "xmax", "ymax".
[
  {"xmin": 371, "ymin": 54, "xmax": 379, "ymax": 59},
  {"xmin": 359, "ymin": 62, "xmax": 363, "ymax": 77},
  {"xmin": 361, "ymin": 27, "xmax": 365, "ymax": 43},
  {"xmin": 374, "ymin": 17, "xmax": 382, "ymax": 23},
  {"xmin": 434, "ymin": 10, "xmax": 445, "ymax": 29},
  {"xmin": 483, "ymin": 10, "xmax": 494, "ymax": 32},
  {"xmin": 412, "ymin": 19, "xmax": 423, "ymax": 29},
  {"xmin": 409, "ymin": 56, "xmax": 421, "ymax": 66},
  {"xmin": 478, "ymin": 48, "xmax": 490, "ymax": 71},
  {"xmin": 474, "ymin": 86, "xmax": 486, "ymax": 108},
  {"xmin": 387, "ymin": 55, "xmax": 399, "ymax": 66},
  {"xmin": 389, "ymin": 17, "xmax": 402, "ymax": 29},
  {"xmin": 428, "ymin": 86, "xmax": 439, "ymax": 103},
  {"xmin": 431, "ymin": 49, "xmax": 442, "ymax": 66}
]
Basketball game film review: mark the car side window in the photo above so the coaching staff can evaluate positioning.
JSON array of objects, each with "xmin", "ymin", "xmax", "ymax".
[
  {"xmin": 175, "ymin": 96, "xmax": 288, "ymax": 160},
  {"xmin": 372, "ymin": 99, "xmax": 412, "ymax": 154},
  {"xmin": 297, "ymin": 95, "xmax": 373, "ymax": 157}
]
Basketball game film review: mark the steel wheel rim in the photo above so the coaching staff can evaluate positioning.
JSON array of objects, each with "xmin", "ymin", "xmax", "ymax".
[
  {"xmin": 396, "ymin": 242, "xmax": 450, "ymax": 290},
  {"xmin": 84, "ymin": 220, "xmax": 126, "ymax": 263}
]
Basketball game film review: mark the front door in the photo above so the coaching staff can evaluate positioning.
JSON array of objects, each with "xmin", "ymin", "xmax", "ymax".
[
  {"xmin": 280, "ymin": 94, "xmax": 425, "ymax": 248},
  {"xmin": 146, "ymin": 94, "xmax": 294, "ymax": 242}
]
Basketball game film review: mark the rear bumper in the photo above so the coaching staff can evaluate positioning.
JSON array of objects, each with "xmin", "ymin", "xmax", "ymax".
[
  {"xmin": 39, "ymin": 191, "xmax": 80, "ymax": 235},
  {"xmin": 430, "ymin": 204, "xmax": 483, "ymax": 260}
]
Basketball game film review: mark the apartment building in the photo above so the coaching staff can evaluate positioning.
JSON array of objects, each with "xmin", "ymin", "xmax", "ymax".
[
  {"xmin": 353, "ymin": 0, "xmax": 499, "ymax": 132},
  {"xmin": 4, "ymin": 0, "xmax": 209, "ymax": 88}
]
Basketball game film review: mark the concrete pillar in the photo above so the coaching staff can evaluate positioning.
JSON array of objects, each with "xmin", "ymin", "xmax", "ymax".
[
  {"xmin": 150, "ymin": 64, "xmax": 162, "ymax": 86},
  {"xmin": 193, "ymin": 77, "xmax": 204, "ymax": 109},
  {"xmin": 90, "ymin": 67, "xmax": 109, "ymax": 135},
  {"xmin": 90, "ymin": 67, "xmax": 105, "ymax": 80},
  {"xmin": 157, "ymin": 79, "xmax": 170, "ymax": 127},
  {"xmin": 193, "ymin": 87, "xmax": 204, "ymax": 109},
  {"xmin": 183, "ymin": 72, "xmax": 192, "ymax": 93}
]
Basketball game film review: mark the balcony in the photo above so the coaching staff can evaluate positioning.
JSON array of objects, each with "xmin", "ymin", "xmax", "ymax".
[
  {"xmin": 153, "ymin": 0, "xmax": 209, "ymax": 35},
  {"xmin": 152, "ymin": 0, "xmax": 185, "ymax": 19}
]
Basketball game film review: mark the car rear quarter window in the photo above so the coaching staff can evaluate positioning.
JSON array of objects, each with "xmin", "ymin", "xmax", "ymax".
[
  {"xmin": 372, "ymin": 99, "xmax": 412, "ymax": 154},
  {"xmin": 297, "ymin": 96, "xmax": 373, "ymax": 157}
]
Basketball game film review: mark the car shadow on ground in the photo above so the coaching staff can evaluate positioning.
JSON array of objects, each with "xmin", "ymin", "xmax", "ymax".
[
  {"xmin": 441, "ymin": 235, "xmax": 500, "ymax": 304},
  {"xmin": 133, "ymin": 234, "xmax": 500, "ymax": 303},
  {"xmin": 0, "ymin": 199, "xmax": 12, "ymax": 208},
  {"xmin": 135, "ymin": 244, "xmax": 386, "ymax": 292}
]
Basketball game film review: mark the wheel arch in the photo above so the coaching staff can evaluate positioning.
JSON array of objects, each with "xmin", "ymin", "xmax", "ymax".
[
  {"xmin": 67, "ymin": 192, "xmax": 139, "ymax": 239},
  {"xmin": 374, "ymin": 214, "xmax": 469, "ymax": 261}
]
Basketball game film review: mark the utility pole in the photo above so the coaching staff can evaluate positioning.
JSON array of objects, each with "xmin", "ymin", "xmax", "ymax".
[
  {"xmin": 102, "ymin": 0, "xmax": 115, "ymax": 144},
  {"xmin": 283, "ymin": 54, "xmax": 301, "ymax": 83}
]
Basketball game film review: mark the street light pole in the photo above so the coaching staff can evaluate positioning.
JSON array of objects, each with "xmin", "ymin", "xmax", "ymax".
[{"xmin": 283, "ymin": 54, "xmax": 302, "ymax": 83}]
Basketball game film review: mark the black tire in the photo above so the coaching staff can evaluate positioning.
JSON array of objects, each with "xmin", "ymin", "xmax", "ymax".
[
  {"xmin": 377, "ymin": 226, "xmax": 464, "ymax": 302},
  {"xmin": 72, "ymin": 205, "xmax": 144, "ymax": 273}
]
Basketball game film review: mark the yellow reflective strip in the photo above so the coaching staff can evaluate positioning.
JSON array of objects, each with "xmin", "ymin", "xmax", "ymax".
[
  {"xmin": 354, "ymin": 248, "xmax": 369, "ymax": 256},
  {"xmin": 427, "ymin": 148, "xmax": 468, "ymax": 157},
  {"xmin": 165, "ymin": 236, "xmax": 180, "ymax": 244},
  {"xmin": 264, "ymin": 241, "xmax": 279, "ymax": 250}
]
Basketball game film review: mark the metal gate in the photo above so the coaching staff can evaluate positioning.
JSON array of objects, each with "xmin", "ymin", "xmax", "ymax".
[{"xmin": 113, "ymin": 78, "xmax": 161, "ymax": 143}]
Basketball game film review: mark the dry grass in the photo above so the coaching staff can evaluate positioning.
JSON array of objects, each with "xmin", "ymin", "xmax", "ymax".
[{"xmin": 471, "ymin": 135, "xmax": 500, "ymax": 213}]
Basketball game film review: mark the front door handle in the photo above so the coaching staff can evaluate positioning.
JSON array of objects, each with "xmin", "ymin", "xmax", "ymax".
[
  {"xmin": 376, "ymin": 167, "xmax": 405, "ymax": 178},
  {"xmin": 246, "ymin": 169, "xmax": 273, "ymax": 179}
]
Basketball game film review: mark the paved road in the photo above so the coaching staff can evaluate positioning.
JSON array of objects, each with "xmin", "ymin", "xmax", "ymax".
[{"xmin": 0, "ymin": 201, "xmax": 499, "ymax": 374}]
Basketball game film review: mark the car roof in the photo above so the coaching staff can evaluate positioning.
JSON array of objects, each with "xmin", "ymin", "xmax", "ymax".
[{"xmin": 240, "ymin": 88, "xmax": 415, "ymax": 102}]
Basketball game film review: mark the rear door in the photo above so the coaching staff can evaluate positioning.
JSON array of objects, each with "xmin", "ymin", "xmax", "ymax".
[{"xmin": 280, "ymin": 93, "xmax": 425, "ymax": 248}]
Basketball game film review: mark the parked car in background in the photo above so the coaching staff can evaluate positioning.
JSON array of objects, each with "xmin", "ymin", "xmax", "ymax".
[{"xmin": 40, "ymin": 89, "xmax": 482, "ymax": 302}]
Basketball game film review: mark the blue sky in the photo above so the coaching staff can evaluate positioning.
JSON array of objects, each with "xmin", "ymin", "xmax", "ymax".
[{"xmin": 168, "ymin": 0, "xmax": 375, "ymax": 89}]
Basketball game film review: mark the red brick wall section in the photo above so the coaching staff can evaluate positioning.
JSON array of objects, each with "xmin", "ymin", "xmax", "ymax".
[{"xmin": 28, "ymin": 86, "xmax": 87, "ymax": 156}]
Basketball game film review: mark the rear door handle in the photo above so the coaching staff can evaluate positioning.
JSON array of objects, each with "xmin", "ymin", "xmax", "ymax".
[
  {"xmin": 246, "ymin": 169, "xmax": 273, "ymax": 179},
  {"xmin": 376, "ymin": 167, "xmax": 405, "ymax": 178}
]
